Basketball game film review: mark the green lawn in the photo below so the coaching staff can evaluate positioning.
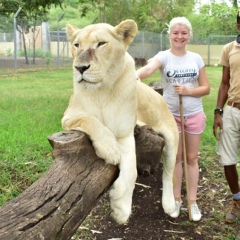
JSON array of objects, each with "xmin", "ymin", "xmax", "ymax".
[
  {"xmin": 0, "ymin": 69, "xmax": 73, "ymax": 204},
  {"xmin": 0, "ymin": 66, "xmax": 221, "ymax": 206}
]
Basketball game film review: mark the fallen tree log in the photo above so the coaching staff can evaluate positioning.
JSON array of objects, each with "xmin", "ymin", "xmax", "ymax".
[{"xmin": 0, "ymin": 126, "xmax": 164, "ymax": 240}]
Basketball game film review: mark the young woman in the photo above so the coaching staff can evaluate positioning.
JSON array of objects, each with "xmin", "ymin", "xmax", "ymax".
[{"xmin": 136, "ymin": 17, "xmax": 210, "ymax": 221}]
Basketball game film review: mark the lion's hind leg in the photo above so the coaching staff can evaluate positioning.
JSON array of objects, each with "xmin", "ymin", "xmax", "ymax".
[
  {"xmin": 109, "ymin": 135, "xmax": 137, "ymax": 224},
  {"xmin": 156, "ymin": 124, "xmax": 178, "ymax": 215}
]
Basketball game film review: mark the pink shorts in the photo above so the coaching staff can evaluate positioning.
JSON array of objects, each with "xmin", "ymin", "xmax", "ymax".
[{"xmin": 173, "ymin": 111, "xmax": 206, "ymax": 134}]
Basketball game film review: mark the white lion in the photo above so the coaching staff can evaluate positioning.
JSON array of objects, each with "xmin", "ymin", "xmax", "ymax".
[{"xmin": 62, "ymin": 19, "xmax": 179, "ymax": 224}]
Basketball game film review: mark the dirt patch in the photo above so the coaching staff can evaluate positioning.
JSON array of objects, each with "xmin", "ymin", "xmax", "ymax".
[{"xmin": 76, "ymin": 156, "xmax": 238, "ymax": 240}]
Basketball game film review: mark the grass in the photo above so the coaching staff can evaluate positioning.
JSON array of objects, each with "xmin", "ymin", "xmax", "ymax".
[
  {"xmin": 0, "ymin": 65, "xmax": 235, "ymax": 239},
  {"xmin": 0, "ymin": 69, "xmax": 73, "ymax": 205},
  {"xmin": 0, "ymin": 65, "xmax": 221, "ymax": 205}
]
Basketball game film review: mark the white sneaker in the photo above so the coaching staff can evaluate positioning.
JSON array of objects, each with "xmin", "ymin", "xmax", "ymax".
[
  {"xmin": 190, "ymin": 203, "xmax": 202, "ymax": 221},
  {"xmin": 170, "ymin": 201, "xmax": 182, "ymax": 218}
]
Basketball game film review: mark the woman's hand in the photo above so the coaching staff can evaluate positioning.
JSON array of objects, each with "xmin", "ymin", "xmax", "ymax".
[{"xmin": 173, "ymin": 84, "xmax": 189, "ymax": 95}]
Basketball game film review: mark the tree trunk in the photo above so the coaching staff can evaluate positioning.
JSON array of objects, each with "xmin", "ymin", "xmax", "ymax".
[{"xmin": 0, "ymin": 127, "xmax": 164, "ymax": 240}]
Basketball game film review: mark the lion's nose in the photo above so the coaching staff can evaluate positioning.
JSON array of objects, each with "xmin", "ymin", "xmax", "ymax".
[{"xmin": 75, "ymin": 65, "xmax": 90, "ymax": 74}]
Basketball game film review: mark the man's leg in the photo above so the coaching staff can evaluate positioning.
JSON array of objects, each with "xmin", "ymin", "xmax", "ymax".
[
  {"xmin": 224, "ymin": 164, "xmax": 240, "ymax": 194},
  {"xmin": 224, "ymin": 164, "xmax": 240, "ymax": 223}
]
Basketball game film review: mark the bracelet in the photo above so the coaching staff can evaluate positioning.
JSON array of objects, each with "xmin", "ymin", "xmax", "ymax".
[{"xmin": 214, "ymin": 108, "xmax": 223, "ymax": 115}]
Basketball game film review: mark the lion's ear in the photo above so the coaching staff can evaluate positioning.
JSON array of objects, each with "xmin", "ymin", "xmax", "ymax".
[
  {"xmin": 66, "ymin": 24, "xmax": 79, "ymax": 43},
  {"xmin": 114, "ymin": 19, "xmax": 138, "ymax": 46}
]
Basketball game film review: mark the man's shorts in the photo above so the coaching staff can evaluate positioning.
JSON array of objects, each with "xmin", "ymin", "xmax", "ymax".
[
  {"xmin": 173, "ymin": 111, "xmax": 206, "ymax": 135},
  {"xmin": 217, "ymin": 105, "xmax": 240, "ymax": 166}
]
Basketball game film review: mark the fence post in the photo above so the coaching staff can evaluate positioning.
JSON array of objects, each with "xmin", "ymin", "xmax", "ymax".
[
  {"xmin": 42, "ymin": 22, "xmax": 51, "ymax": 53},
  {"xmin": 57, "ymin": 13, "xmax": 64, "ymax": 68},
  {"xmin": 207, "ymin": 35, "xmax": 210, "ymax": 66},
  {"xmin": 160, "ymin": 27, "xmax": 168, "ymax": 51},
  {"xmin": 13, "ymin": 7, "xmax": 21, "ymax": 71}
]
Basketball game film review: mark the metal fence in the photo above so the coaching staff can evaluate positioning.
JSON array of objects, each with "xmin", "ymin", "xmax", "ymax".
[{"xmin": 0, "ymin": 16, "xmax": 238, "ymax": 72}]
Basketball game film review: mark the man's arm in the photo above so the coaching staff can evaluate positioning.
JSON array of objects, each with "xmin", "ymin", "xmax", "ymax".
[{"xmin": 213, "ymin": 66, "xmax": 230, "ymax": 140}]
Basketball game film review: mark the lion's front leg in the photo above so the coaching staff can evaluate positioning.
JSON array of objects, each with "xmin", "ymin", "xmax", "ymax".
[
  {"xmin": 62, "ymin": 115, "xmax": 121, "ymax": 165},
  {"xmin": 92, "ymin": 133, "xmax": 121, "ymax": 165},
  {"xmin": 109, "ymin": 135, "xmax": 137, "ymax": 224}
]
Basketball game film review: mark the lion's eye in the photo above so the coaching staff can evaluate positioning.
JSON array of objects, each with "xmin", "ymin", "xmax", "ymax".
[
  {"xmin": 74, "ymin": 43, "xmax": 79, "ymax": 48},
  {"xmin": 97, "ymin": 42, "xmax": 106, "ymax": 47}
]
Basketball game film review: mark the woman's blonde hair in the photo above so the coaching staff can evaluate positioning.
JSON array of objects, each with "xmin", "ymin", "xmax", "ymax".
[{"xmin": 167, "ymin": 17, "xmax": 193, "ymax": 37}]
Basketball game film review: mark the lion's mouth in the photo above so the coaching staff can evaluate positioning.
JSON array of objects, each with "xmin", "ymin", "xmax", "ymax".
[{"xmin": 79, "ymin": 78, "xmax": 97, "ymax": 84}]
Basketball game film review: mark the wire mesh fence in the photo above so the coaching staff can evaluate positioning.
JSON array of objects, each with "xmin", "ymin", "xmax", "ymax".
[{"xmin": 0, "ymin": 16, "xmax": 238, "ymax": 72}]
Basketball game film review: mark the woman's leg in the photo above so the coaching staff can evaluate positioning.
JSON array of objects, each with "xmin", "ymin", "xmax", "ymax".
[
  {"xmin": 173, "ymin": 132, "xmax": 183, "ymax": 202},
  {"xmin": 185, "ymin": 132, "xmax": 202, "ymax": 203}
]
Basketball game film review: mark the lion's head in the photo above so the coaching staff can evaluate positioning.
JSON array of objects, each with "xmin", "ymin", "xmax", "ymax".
[{"xmin": 66, "ymin": 20, "xmax": 138, "ymax": 90}]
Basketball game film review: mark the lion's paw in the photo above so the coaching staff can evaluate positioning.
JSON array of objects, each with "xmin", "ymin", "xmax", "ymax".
[
  {"xmin": 162, "ymin": 194, "xmax": 175, "ymax": 215},
  {"xmin": 109, "ymin": 177, "xmax": 133, "ymax": 224},
  {"xmin": 110, "ymin": 207, "xmax": 131, "ymax": 224},
  {"xmin": 93, "ymin": 139, "xmax": 121, "ymax": 165},
  {"xmin": 110, "ymin": 193, "xmax": 132, "ymax": 224}
]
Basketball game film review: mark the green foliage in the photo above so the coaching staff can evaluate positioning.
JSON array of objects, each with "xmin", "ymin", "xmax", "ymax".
[
  {"xmin": 0, "ymin": 16, "xmax": 14, "ymax": 33},
  {"xmin": 65, "ymin": 0, "xmax": 78, "ymax": 8},
  {"xmin": 77, "ymin": 0, "xmax": 195, "ymax": 31},
  {"xmin": 75, "ymin": 0, "xmax": 238, "ymax": 36},
  {"xmin": 198, "ymin": 2, "xmax": 239, "ymax": 35},
  {"xmin": 0, "ymin": 0, "xmax": 19, "ymax": 17},
  {"xmin": 1, "ymin": 0, "xmax": 240, "ymax": 35},
  {"xmin": 47, "ymin": 4, "xmax": 96, "ymax": 30},
  {"xmin": 18, "ymin": 49, "xmax": 51, "ymax": 58},
  {"xmin": 0, "ymin": 0, "xmax": 64, "ymax": 19},
  {"xmin": 5, "ymin": 49, "xmax": 13, "ymax": 57}
]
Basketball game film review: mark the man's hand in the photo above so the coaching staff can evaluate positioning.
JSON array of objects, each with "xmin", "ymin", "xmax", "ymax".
[{"xmin": 213, "ymin": 114, "xmax": 223, "ymax": 140}]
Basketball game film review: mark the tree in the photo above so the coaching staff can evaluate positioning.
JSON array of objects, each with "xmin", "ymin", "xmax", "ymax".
[
  {"xmin": 77, "ymin": 0, "xmax": 240, "ymax": 36},
  {"xmin": 232, "ymin": 0, "xmax": 239, "ymax": 8},
  {"xmin": 77, "ymin": 0, "xmax": 131, "ymax": 24},
  {"xmin": 193, "ymin": 2, "xmax": 239, "ymax": 37},
  {"xmin": 0, "ymin": 0, "xmax": 18, "ymax": 32},
  {"xmin": 0, "ymin": 0, "xmax": 63, "ymax": 64},
  {"xmin": 132, "ymin": 0, "xmax": 195, "ymax": 32},
  {"xmin": 77, "ymin": 0, "xmax": 195, "ymax": 32}
]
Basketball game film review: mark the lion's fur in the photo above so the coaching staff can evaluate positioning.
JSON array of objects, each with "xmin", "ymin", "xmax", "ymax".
[{"xmin": 62, "ymin": 19, "xmax": 178, "ymax": 224}]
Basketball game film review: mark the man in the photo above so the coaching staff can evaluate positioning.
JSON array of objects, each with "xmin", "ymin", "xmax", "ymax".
[{"xmin": 213, "ymin": 9, "xmax": 240, "ymax": 237}]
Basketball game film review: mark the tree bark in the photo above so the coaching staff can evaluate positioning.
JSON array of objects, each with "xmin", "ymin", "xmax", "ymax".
[{"xmin": 0, "ymin": 127, "xmax": 164, "ymax": 240}]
